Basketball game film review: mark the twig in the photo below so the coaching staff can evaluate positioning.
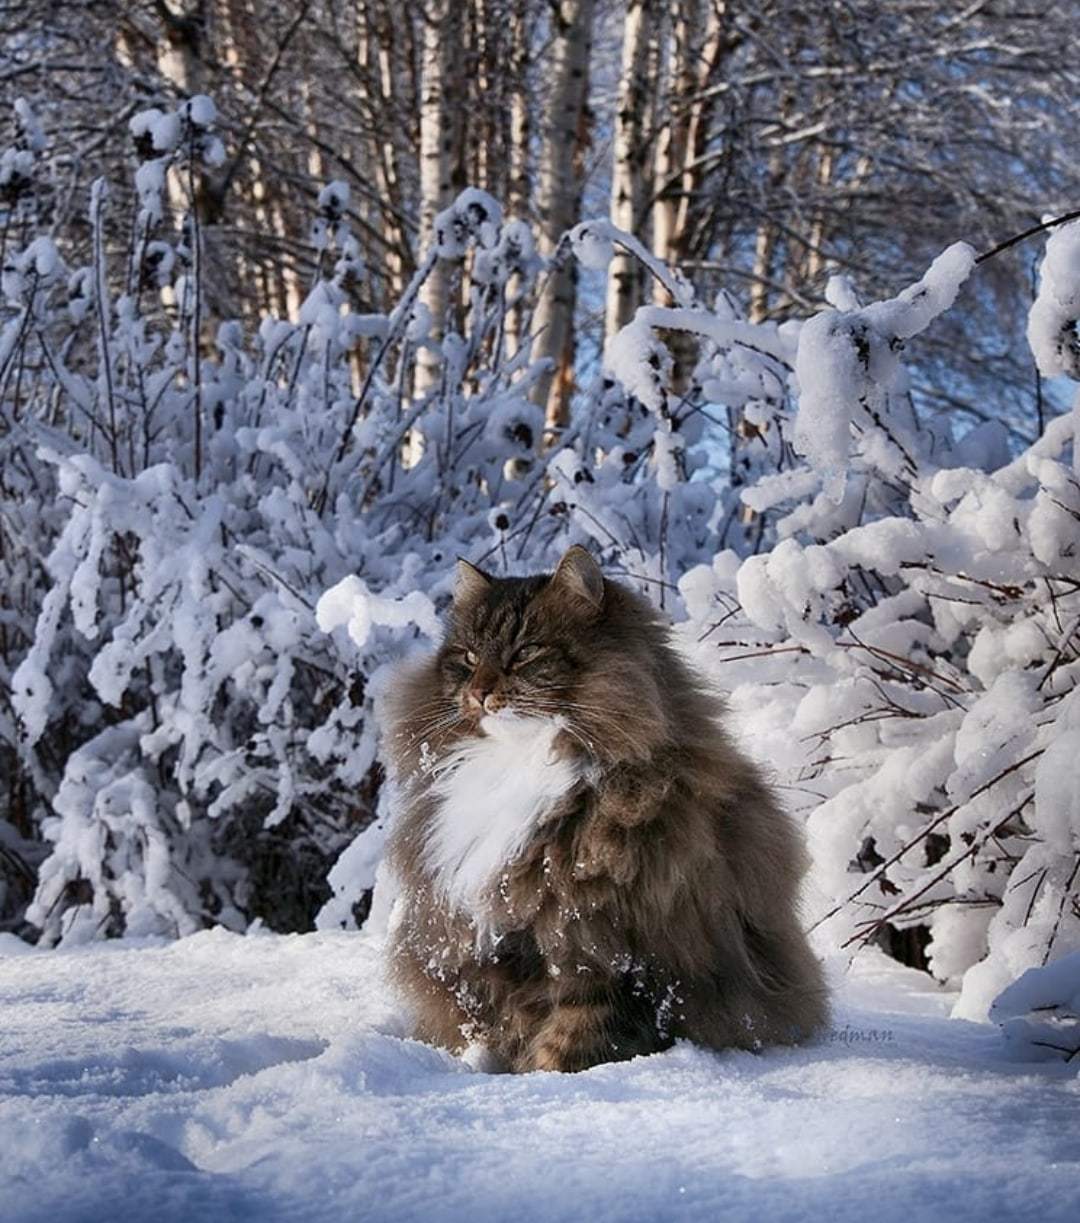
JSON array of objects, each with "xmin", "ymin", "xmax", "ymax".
[
  {"xmin": 841, "ymin": 793, "xmax": 1036, "ymax": 948},
  {"xmin": 315, "ymin": 250, "xmax": 436, "ymax": 516},
  {"xmin": 811, "ymin": 751, "xmax": 1044, "ymax": 933},
  {"xmin": 975, "ymin": 208, "xmax": 1080, "ymax": 267},
  {"xmin": 1041, "ymin": 854, "xmax": 1080, "ymax": 966}
]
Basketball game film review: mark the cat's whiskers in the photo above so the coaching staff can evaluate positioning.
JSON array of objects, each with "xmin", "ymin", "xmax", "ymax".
[
  {"xmin": 515, "ymin": 696, "xmax": 640, "ymax": 754},
  {"xmin": 403, "ymin": 707, "xmax": 466, "ymax": 746},
  {"xmin": 555, "ymin": 720, "xmax": 596, "ymax": 758},
  {"xmin": 401, "ymin": 700, "xmax": 459, "ymax": 729},
  {"xmin": 412, "ymin": 712, "xmax": 464, "ymax": 736},
  {"xmin": 406, "ymin": 695, "xmax": 464, "ymax": 717},
  {"xmin": 494, "ymin": 698, "xmax": 598, "ymax": 757},
  {"xmin": 524, "ymin": 685, "xmax": 638, "ymax": 718}
]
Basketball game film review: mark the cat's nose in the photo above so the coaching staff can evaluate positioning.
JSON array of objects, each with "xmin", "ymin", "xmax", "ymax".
[
  {"xmin": 465, "ymin": 683, "xmax": 490, "ymax": 710},
  {"xmin": 465, "ymin": 684, "xmax": 503, "ymax": 713}
]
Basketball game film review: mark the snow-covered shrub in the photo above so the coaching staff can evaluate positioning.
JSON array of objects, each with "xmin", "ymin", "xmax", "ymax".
[
  {"xmin": 0, "ymin": 98, "xmax": 60, "ymax": 928},
  {"xmin": 640, "ymin": 227, "xmax": 1080, "ymax": 1052},
  {"xmin": 991, "ymin": 951, "xmax": 1080, "ymax": 1062},
  {"xmin": 3, "ymin": 103, "xmax": 727, "ymax": 945}
]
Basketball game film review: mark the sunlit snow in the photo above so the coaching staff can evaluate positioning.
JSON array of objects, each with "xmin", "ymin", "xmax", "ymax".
[{"xmin": 1, "ymin": 931, "xmax": 1077, "ymax": 1223}]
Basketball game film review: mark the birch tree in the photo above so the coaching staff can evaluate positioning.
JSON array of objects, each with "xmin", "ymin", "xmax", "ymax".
[
  {"xmin": 640, "ymin": 0, "xmax": 1080, "ymax": 436},
  {"xmin": 604, "ymin": 0, "xmax": 657, "ymax": 340},
  {"xmin": 507, "ymin": 3, "xmax": 534, "ymax": 222},
  {"xmin": 415, "ymin": 0, "xmax": 463, "ymax": 394},
  {"xmin": 532, "ymin": 0, "xmax": 596, "ymax": 427}
]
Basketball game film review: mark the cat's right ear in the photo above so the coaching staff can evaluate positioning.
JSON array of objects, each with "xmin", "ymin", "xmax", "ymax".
[
  {"xmin": 549, "ymin": 545, "xmax": 605, "ymax": 615},
  {"xmin": 454, "ymin": 558, "xmax": 492, "ymax": 604}
]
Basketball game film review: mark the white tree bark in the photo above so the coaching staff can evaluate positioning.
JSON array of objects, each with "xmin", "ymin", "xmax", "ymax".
[
  {"xmin": 508, "ymin": 3, "xmax": 532, "ymax": 222},
  {"xmin": 651, "ymin": 0, "xmax": 727, "ymax": 290},
  {"xmin": 156, "ymin": 0, "xmax": 206, "ymax": 97},
  {"xmin": 604, "ymin": 0, "xmax": 657, "ymax": 340},
  {"xmin": 415, "ymin": 0, "xmax": 461, "ymax": 395},
  {"xmin": 649, "ymin": 1, "xmax": 727, "ymax": 391},
  {"xmin": 531, "ymin": 0, "xmax": 596, "ymax": 427},
  {"xmin": 503, "ymin": 2, "xmax": 535, "ymax": 359}
]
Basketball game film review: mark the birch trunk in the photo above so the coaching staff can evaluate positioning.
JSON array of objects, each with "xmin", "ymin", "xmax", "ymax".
[
  {"xmin": 156, "ymin": 0, "xmax": 206, "ymax": 97},
  {"xmin": 801, "ymin": 141, "xmax": 835, "ymax": 290},
  {"xmin": 604, "ymin": 0, "xmax": 656, "ymax": 340},
  {"xmin": 469, "ymin": 0, "xmax": 494, "ymax": 193},
  {"xmin": 747, "ymin": 86, "xmax": 790, "ymax": 324},
  {"xmin": 154, "ymin": 0, "xmax": 219, "ymax": 323},
  {"xmin": 504, "ymin": 2, "xmax": 534, "ymax": 358},
  {"xmin": 508, "ymin": 4, "xmax": 533, "ymax": 220},
  {"xmin": 652, "ymin": 0, "xmax": 727, "ymax": 280},
  {"xmin": 650, "ymin": 0, "xmax": 728, "ymax": 390},
  {"xmin": 155, "ymin": 0, "xmax": 207, "ymax": 234},
  {"xmin": 415, "ymin": 0, "xmax": 461, "ymax": 395},
  {"xmin": 532, "ymin": 0, "xmax": 596, "ymax": 428}
]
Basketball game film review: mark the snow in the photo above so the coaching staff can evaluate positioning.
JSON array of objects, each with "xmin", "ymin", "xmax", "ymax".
[
  {"xmin": 998, "ymin": 951, "xmax": 1080, "ymax": 1015},
  {"xmin": 1, "ymin": 932, "xmax": 1078, "ymax": 1223},
  {"xmin": 130, "ymin": 109, "xmax": 182, "ymax": 154},
  {"xmin": 651, "ymin": 426, "xmax": 684, "ymax": 490},
  {"xmin": 1033, "ymin": 685, "xmax": 1080, "ymax": 852},
  {"xmin": 791, "ymin": 312, "xmax": 865, "ymax": 503},
  {"xmin": 603, "ymin": 313, "xmax": 674, "ymax": 413},
  {"xmin": 134, "ymin": 159, "xmax": 167, "ymax": 223},
  {"xmin": 568, "ymin": 220, "xmax": 616, "ymax": 270},
  {"xmin": 315, "ymin": 576, "xmax": 441, "ymax": 652},
  {"xmin": 571, "ymin": 220, "xmax": 692, "ymax": 307},
  {"xmin": 182, "ymin": 95, "xmax": 218, "ymax": 128},
  {"xmin": 1028, "ymin": 219, "xmax": 1080, "ymax": 379},
  {"xmin": 13, "ymin": 97, "xmax": 46, "ymax": 152},
  {"xmin": 791, "ymin": 243, "xmax": 976, "ymax": 504},
  {"xmin": 432, "ymin": 189, "xmax": 503, "ymax": 260},
  {"xmin": 862, "ymin": 241, "xmax": 976, "ymax": 339},
  {"xmin": 317, "ymin": 180, "xmax": 350, "ymax": 214}
]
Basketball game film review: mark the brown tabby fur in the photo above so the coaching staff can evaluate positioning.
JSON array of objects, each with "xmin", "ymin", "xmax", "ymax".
[{"xmin": 385, "ymin": 547, "xmax": 828, "ymax": 1072}]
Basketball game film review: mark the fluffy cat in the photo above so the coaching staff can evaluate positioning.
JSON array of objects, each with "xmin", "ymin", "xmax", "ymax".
[{"xmin": 385, "ymin": 546, "xmax": 827, "ymax": 1072}]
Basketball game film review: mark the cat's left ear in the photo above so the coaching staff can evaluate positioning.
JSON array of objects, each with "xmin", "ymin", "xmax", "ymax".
[
  {"xmin": 550, "ymin": 546, "xmax": 605, "ymax": 613},
  {"xmin": 455, "ymin": 557, "xmax": 492, "ymax": 604}
]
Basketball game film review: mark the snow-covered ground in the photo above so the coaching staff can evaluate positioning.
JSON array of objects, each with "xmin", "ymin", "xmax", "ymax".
[{"xmin": 1, "ymin": 930, "xmax": 1078, "ymax": 1223}]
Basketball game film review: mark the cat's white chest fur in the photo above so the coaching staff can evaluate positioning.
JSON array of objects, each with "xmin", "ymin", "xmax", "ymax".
[{"xmin": 422, "ymin": 713, "xmax": 578, "ymax": 922}]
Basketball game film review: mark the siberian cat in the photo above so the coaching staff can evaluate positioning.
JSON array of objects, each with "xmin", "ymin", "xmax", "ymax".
[{"xmin": 385, "ymin": 546, "xmax": 827, "ymax": 1072}]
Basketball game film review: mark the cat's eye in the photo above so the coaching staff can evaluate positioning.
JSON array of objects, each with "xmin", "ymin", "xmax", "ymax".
[
  {"xmin": 464, "ymin": 650, "xmax": 479, "ymax": 666},
  {"xmin": 509, "ymin": 644, "xmax": 546, "ymax": 669}
]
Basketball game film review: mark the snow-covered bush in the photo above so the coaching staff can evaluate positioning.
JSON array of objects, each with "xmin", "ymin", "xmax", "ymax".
[
  {"xmin": 2, "ymin": 101, "xmax": 725, "ymax": 945},
  {"xmin": 650, "ymin": 226, "xmax": 1080, "ymax": 1055},
  {"xmin": 991, "ymin": 950, "xmax": 1080, "ymax": 1062}
]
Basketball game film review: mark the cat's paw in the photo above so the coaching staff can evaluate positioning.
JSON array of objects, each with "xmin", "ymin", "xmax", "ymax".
[
  {"xmin": 528, "ymin": 1045, "xmax": 603, "ymax": 1073},
  {"xmin": 571, "ymin": 822, "xmax": 636, "ymax": 883},
  {"xmin": 528, "ymin": 1044, "xmax": 568, "ymax": 1073},
  {"xmin": 597, "ymin": 764, "xmax": 671, "ymax": 826},
  {"xmin": 521, "ymin": 1034, "xmax": 601, "ymax": 1074}
]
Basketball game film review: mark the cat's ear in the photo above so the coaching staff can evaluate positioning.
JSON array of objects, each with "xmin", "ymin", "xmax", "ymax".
[
  {"xmin": 454, "ymin": 557, "xmax": 492, "ymax": 604},
  {"xmin": 550, "ymin": 546, "xmax": 604, "ymax": 613}
]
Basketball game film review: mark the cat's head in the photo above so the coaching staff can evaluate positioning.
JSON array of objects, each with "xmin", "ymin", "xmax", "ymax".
[{"xmin": 433, "ymin": 546, "xmax": 671, "ymax": 758}]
